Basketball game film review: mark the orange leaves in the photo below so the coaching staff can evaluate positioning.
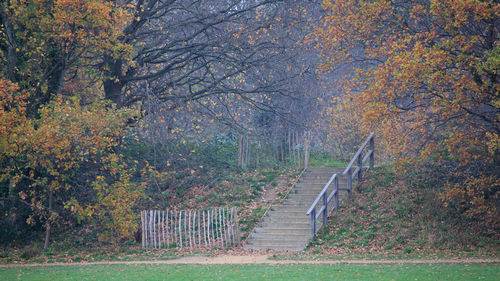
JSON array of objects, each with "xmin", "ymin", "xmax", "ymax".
[
  {"xmin": 441, "ymin": 174, "xmax": 500, "ymax": 226},
  {"xmin": 315, "ymin": 0, "xmax": 499, "ymax": 227},
  {"xmin": 0, "ymin": 79, "xmax": 143, "ymax": 240},
  {"xmin": 0, "ymin": 79, "xmax": 33, "ymax": 165}
]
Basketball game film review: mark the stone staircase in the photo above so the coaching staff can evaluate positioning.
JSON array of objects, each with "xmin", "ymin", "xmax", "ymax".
[{"xmin": 244, "ymin": 167, "xmax": 349, "ymax": 251}]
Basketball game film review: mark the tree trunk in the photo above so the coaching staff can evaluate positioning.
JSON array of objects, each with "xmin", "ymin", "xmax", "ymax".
[
  {"xmin": 0, "ymin": 9, "xmax": 17, "ymax": 81},
  {"xmin": 103, "ymin": 56, "xmax": 125, "ymax": 106},
  {"xmin": 43, "ymin": 190, "xmax": 53, "ymax": 251}
]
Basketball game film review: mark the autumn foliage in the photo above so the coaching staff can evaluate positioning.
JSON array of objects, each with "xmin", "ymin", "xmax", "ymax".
[
  {"xmin": 0, "ymin": 78, "xmax": 145, "ymax": 242},
  {"xmin": 314, "ymin": 0, "xmax": 499, "ymax": 228},
  {"xmin": 0, "ymin": 0, "xmax": 143, "ymax": 247}
]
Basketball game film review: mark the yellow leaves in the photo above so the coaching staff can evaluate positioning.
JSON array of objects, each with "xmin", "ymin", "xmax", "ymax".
[
  {"xmin": 9, "ymin": 0, "xmax": 132, "ymax": 84},
  {"xmin": 26, "ymin": 216, "xmax": 34, "ymax": 225},
  {"xmin": 18, "ymin": 191, "xmax": 27, "ymax": 200},
  {"xmin": 0, "ymin": 80, "xmax": 143, "ymax": 239}
]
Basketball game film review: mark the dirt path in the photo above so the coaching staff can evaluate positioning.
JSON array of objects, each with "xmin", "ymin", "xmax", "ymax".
[{"xmin": 2, "ymin": 256, "xmax": 499, "ymax": 267}]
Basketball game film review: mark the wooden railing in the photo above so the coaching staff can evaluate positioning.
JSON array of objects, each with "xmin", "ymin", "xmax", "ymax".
[
  {"xmin": 306, "ymin": 132, "xmax": 374, "ymax": 239},
  {"xmin": 305, "ymin": 173, "xmax": 339, "ymax": 239},
  {"xmin": 342, "ymin": 132, "xmax": 375, "ymax": 196}
]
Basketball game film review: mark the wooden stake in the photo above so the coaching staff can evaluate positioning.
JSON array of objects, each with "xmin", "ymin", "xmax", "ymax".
[
  {"xmin": 178, "ymin": 211, "xmax": 183, "ymax": 248},
  {"xmin": 197, "ymin": 210, "xmax": 201, "ymax": 248},
  {"xmin": 219, "ymin": 208, "xmax": 223, "ymax": 248},
  {"xmin": 191, "ymin": 211, "xmax": 196, "ymax": 248},
  {"xmin": 225, "ymin": 208, "xmax": 230, "ymax": 247},
  {"xmin": 192, "ymin": 210, "xmax": 196, "ymax": 248},
  {"xmin": 207, "ymin": 210, "xmax": 211, "ymax": 247},
  {"xmin": 158, "ymin": 210, "xmax": 162, "ymax": 248},
  {"xmin": 202, "ymin": 210, "xmax": 207, "ymax": 247},
  {"xmin": 166, "ymin": 210, "xmax": 170, "ymax": 248},
  {"xmin": 161, "ymin": 211, "xmax": 166, "ymax": 248},
  {"xmin": 213, "ymin": 208, "xmax": 217, "ymax": 247},
  {"xmin": 146, "ymin": 210, "xmax": 149, "ymax": 248},
  {"xmin": 188, "ymin": 210, "xmax": 192, "ymax": 248},
  {"xmin": 184, "ymin": 211, "xmax": 188, "ymax": 248},
  {"xmin": 149, "ymin": 210, "xmax": 153, "ymax": 248},
  {"xmin": 288, "ymin": 131, "xmax": 292, "ymax": 169},
  {"xmin": 154, "ymin": 210, "xmax": 157, "ymax": 248},
  {"xmin": 295, "ymin": 132, "xmax": 302, "ymax": 169},
  {"xmin": 222, "ymin": 208, "xmax": 226, "ymax": 248},
  {"xmin": 173, "ymin": 211, "xmax": 177, "ymax": 247}
]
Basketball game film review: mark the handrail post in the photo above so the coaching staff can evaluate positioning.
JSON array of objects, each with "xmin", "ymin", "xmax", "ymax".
[
  {"xmin": 322, "ymin": 193, "xmax": 327, "ymax": 226},
  {"xmin": 347, "ymin": 169, "xmax": 352, "ymax": 198},
  {"xmin": 310, "ymin": 209, "xmax": 316, "ymax": 239},
  {"xmin": 334, "ymin": 176, "xmax": 339, "ymax": 210},
  {"xmin": 369, "ymin": 135, "xmax": 374, "ymax": 169},
  {"xmin": 358, "ymin": 153, "xmax": 363, "ymax": 181}
]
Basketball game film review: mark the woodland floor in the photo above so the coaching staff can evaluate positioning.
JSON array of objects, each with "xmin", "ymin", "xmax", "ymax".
[{"xmin": 1, "ymin": 165, "xmax": 498, "ymax": 266}]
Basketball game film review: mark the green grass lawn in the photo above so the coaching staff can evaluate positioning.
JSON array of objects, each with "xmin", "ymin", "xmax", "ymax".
[
  {"xmin": 309, "ymin": 152, "xmax": 348, "ymax": 168},
  {"xmin": 1, "ymin": 263, "xmax": 499, "ymax": 280}
]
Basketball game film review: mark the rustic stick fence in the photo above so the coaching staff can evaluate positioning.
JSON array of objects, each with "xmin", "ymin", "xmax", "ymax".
[
  {"xmin": 238, "ymin": 131, "xmax": 310, "ymax": 170},
  {"xmin": 140, "ymin": 207, "xmax": 240, "ymax": 249},
  {"xmin": 306, "ymin": 132, "xmax": 374, "ymax": 239}
]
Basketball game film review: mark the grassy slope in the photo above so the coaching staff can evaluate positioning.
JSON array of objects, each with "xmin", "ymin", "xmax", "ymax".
[
  {"xmin": 1, "ymin": 263, "xmax": 499, "ymax": 281},
  {"xmin": 0, "ymin": 169, "xmax": 300, "ymax": 264},
  {"xmin": 301, "ymin": 165, "xmax": 499, "ymax": 259}
]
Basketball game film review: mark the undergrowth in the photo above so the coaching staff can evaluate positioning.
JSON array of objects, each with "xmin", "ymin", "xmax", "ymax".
[
  {"xmin": 304, "ymin": 164, "xmax": 499, "ymax": 258},
  {"xmin": 0, "ymin": 168, "xmax": 298, "ymax": 264}
]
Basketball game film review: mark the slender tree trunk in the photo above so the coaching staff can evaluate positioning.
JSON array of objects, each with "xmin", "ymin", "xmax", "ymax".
[
  {"xmin": 43, "ymin": 190, "xmax": 53, "ymax": 251},
  {"xmin": 0, "ymin": 9, "xmax": 17, "ymax": 81},
  {"xmin": 238, "ymin": 135, "xmax": 243, "ymax": 168}
]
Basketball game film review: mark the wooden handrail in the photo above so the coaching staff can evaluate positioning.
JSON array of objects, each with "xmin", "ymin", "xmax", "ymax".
[
  {"xmin": 306, "ymin": 174, "xmax": 337, "ymax": 215},
  {"xmin": 342, "ymin": 132, "xmax": 374, "ymax": 175},
  {"xmin": 306, "ymin": 132, "xmax": 375, "ymax": 240}
]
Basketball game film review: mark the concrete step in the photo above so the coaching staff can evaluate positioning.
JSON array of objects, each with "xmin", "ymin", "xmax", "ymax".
[
  {"xmin": 244, "ymin": 167, "xmax": 348, "ymax": 251},
  {"xmin": 258, "ymin": 221, "xmax": 310, "ymax": 228},
  {"xmin": 282, "ymin": 202, "xmax": 311, "ymax": 207},
  {"xmin": 249, "ymin": 232, "xmax": 310, "ymax": 241},
  {"xmin": 288, "ymin": 189, "xmax": 346, "ymax": 196},
  {"xmin": 304, "ymin": 168, "xmax": 343, "ymax": 174},
  {"xmin": 262, "ymin": 216, "xmax": 309, "ymax": 224},
  {"xmin": 269, "ymin": 206, "xmax": 309, "ymax": 212},
  {"xmin": 253, "ymin": 227, "xmax": 311, "ymax": 235},
  {"xmin": 244, "ymin": 245, "xmax": 305, "ymax": 251},
  {"xmin": 267, "ymin": 210, "xmax": 309, "ymax": 217},
  {"xmin": 302, "ymin": 170, "xmax": 338, "ymax": 175},
  {"xmin": 294, "ymin": 183, "xmax": 347, "ymax": 189},
  {"xmin": 247, "ymin": 239, "xmax": 308, "ymax": 247},
  {"xmin": 287, "ymin": 194, "xmax": 322, "ymax": 200},
  {"xmin": 297, "ymin": 178, "xmax": 348, "ymax": 184}
]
